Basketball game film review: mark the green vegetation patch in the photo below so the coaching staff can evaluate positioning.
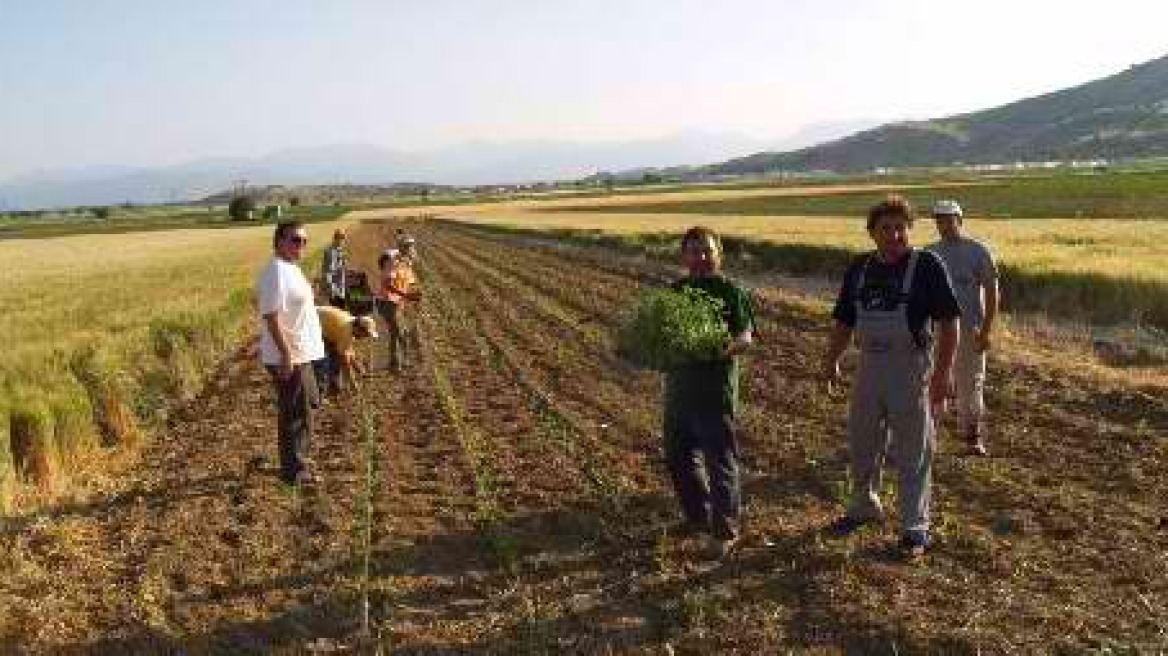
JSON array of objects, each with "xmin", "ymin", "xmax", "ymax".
[
  {"xmin": 551, "ymin": 170, "xmax": 1168, "ymax": 220},
  {"xmin": 0, "ymin": 203, "xmax": 350, "ymax": 240},
  {"xmin": 617, "ymin": 287, "xmax": 730, "ymax": 370}
]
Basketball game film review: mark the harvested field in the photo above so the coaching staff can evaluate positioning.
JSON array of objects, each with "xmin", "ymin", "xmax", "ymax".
[{"xmin": 1, "ymin": 220, "xmax": 1165, "ymax": 653}]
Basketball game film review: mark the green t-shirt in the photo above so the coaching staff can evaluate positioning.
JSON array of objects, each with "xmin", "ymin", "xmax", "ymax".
[{"xmin": 664, "ymin": 274, "xmax": 755, "ymax": 417}]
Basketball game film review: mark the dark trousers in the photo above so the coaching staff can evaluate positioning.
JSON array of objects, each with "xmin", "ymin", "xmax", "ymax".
[
  {"xmin": 266, "ymin": 363, "xmax": 317, "ymax": 483},
  {"xmin": 378, "ymin": 301, "xmax": 408, "ymax": 369},
  {"xmin": 314, "ymin": 344, "xmax": 341, "ymax": 396},
  {"xmin": 664, "ymin": 410, "xmax": 741, "ymax": 540}
]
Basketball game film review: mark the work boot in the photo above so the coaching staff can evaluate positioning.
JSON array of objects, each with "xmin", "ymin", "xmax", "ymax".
[
  {"xmin": 825, "ymin": 514, "xmax": 881, "ymax": 539},
  {"xmin": 899, "ymin": 531, "xmax": 929, "ymax": 560}
]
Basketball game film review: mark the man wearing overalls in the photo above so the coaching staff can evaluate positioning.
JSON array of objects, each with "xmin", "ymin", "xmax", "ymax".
[{"xmin": 823, "ymin": 196, "xmax": 961, "ymax": 558}]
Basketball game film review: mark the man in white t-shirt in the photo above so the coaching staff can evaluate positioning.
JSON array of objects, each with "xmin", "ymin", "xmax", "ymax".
[
  {"xmin": 258, "ymin": 221, "xmax": 325, "ymax": 485},
  {"xmin": 927, "ymin": 200, "xmax": 1000, "ymax": 456}
]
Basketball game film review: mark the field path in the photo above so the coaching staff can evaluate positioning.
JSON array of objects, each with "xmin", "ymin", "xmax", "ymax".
[{"xmin": 1, "ymin": 220, "xmax": 1166, "ymax": 653}]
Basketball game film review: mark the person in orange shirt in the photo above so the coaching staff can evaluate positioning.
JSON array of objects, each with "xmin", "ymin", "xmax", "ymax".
[{"xmin": 377, "ymin": 240, "xmax": 421, "ymax": 372}]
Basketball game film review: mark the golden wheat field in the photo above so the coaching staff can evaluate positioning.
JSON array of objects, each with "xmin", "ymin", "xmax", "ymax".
[
  {"xmin": 448, "ymin": 210, "xmax": 1168, "ymax": 287},
  {"xmin": 0, "ymin": 219, "xmax": 350, "ymax": 507}
]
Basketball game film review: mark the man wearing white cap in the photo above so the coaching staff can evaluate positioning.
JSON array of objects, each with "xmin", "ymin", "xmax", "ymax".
[{"xmin": 927, "ymin": 200, "xmax": 999, "ymax": 456}]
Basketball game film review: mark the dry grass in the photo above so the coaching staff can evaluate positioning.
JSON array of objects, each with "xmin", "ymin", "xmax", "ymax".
[{"xmin": 0, "ymin": 219, "xmax": 352, "ymax": 511}]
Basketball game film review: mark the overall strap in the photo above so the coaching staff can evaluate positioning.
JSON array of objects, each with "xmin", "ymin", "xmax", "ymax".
[
  {"xmin": 854, "ymin": 253, "xmax": 877, "ymax": 297},
  {"xmin": 899, "ymin": 249, "xmax": 920, "ymax": 297}
]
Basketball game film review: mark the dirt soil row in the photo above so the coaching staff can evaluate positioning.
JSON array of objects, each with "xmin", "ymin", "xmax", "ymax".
[{"xmin": 0, "ymin": 219, "xmax": 1164, "ymax": 654}]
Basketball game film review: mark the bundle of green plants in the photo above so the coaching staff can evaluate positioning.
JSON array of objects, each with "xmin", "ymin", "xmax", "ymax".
[{"xmin": 617, "ymin": 286, "xmax": 728, "ymax": 370}]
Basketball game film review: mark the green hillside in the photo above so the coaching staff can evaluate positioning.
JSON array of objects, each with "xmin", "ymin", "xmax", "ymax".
[{"xmin": 711, "ymin": 54, "xmax": 1168, "ymax": 174}]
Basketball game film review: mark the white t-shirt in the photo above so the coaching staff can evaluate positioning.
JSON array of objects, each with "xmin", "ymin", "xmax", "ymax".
[{"xmin": 257, "ymin": 257, "xmax": 325, "ymax": 366}]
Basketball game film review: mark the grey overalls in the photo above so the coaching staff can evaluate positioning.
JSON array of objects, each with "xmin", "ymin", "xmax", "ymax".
[{"xmin": 846, "ymin": 249, "xmax": 934, "ymax": 536}]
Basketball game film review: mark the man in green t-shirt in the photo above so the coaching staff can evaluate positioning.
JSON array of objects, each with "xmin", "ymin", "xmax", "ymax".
[{"xmin": 664, "ymin": 226, "xmax": 755, "ymax": 559}]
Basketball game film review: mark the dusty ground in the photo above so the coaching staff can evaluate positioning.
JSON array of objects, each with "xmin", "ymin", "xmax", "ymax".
[{"xmin": 1, "ymin": 220, "xmax": 1165, "ymax": 654}]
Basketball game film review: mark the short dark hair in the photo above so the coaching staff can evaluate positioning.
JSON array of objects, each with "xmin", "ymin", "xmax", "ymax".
[
  {"xmin": 866, "ymin": 195, "xmax": 915, "ymax": 231},
  {"xmin": 681, "ymin": 225, "xmax": 721, "ymax": 253},
  {"xmin": 273, "ymin": 221, "xmax": 305, "ymax": 248}
]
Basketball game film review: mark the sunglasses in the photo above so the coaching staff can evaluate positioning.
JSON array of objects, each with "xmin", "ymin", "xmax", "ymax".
[{"xmin": 287, "ymin": 235, "xmax": 308, "ymax": 246}]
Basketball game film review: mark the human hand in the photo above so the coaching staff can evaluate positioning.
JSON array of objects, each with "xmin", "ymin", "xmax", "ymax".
[
  {"xmin": 823, "ymin": 360, "xmax": 843, "ymax": 396},
  {"xmin": 928, "ymin": 370, "xmax": 953, "ymax": 414},
  {"xmin": 975, "ymin": 330, "xmax": 992, "ymax": 353},
  {"xmin": 722, "ymin": 337, "xmax": 748, "ymax": 358},
  {"xmin": 278, "ymin": 356, "xmax": 295, "ymax": 381}
]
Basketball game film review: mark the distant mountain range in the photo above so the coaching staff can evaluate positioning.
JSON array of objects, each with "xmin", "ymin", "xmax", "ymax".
[
  {"xmin": 0, "ymin": 121, "xmax": 878, "ymax": 210},
  {"xmin": 10, "ymin": 53, "xmax": 1168, "ymax": 210},
  {"xmin": 706, "ymin": 52, "xmax": 1168, "ymax": 175}
]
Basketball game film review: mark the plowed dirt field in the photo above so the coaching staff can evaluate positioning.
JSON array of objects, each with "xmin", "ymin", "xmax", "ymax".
[{"xmin": 2, "ymin": 220, "xmax": 1165, "ymax": 654}]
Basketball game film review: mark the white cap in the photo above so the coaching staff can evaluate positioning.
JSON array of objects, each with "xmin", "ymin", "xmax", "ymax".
[{"xmin": 931, "ymin": 199, "xmax": 963, "ymax": 217}]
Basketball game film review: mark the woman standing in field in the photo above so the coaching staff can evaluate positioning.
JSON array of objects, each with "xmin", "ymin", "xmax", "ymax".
[
  {"xmin": 822, "ymin": 196, "xmax": 960, "ymax": 559},
  {"xmin": 376, "ymin": 239, "xmax": 421, "ymax": 372},
  {"xmin": 663, "ymin": 226, "xmax": 755, "ymax": 560},
  {"xmin": 257, "ymin": 221, "xmax": 325, "ymax": 486}
]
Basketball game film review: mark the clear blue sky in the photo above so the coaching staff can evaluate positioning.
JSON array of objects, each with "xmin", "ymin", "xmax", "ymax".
[{"xmin": 2, "ymin": 0, "xmax": 1167, "ymax": 179}]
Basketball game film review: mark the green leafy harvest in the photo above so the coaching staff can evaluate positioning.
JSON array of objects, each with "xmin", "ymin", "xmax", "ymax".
[{"xmin": 617, "ymin": 286, "xmax": 729, "ymax": 370}]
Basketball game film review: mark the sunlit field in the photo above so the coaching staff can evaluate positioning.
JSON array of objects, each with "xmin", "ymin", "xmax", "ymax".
[
  {"xmin": 548, "ymin": 169, "xmax": 1168, "ymax": 220},
  {"xmin": 449, "ymin": 209, "xmax": 1168, "ymax": 331},
  {"xmin": 3, "ymin": 218, "xmax": 1164, "ymax": 652},
  {"xmin": 0, "ymin": 219, "xmax": 349, "ymax": 507}
]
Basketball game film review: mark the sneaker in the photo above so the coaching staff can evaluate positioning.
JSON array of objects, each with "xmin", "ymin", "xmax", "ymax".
[
  {"xmin": 825, "ymin": 514, "xmax": 879, "ymax": 538},
  {"xmin": 899, "ymin": 532, "xmax": 929, "ymax": 560}
]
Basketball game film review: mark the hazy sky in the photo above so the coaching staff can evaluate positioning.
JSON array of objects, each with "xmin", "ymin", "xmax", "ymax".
[{"xmin": 2, "ymin": 0, "xmax": 1167, "ymax": 179}]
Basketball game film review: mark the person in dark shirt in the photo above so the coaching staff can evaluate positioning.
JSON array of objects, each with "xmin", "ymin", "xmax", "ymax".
[
  {"xmin": 822, "ymin": 195, "xmax": 960, "ymax": 559},
  {"xmin": 664, "ymin": 226, "xmax": 755, "ymax": 560},
  {"xmin": 320, "ymin": 229, "xmax": 348, "ymax": 309}
]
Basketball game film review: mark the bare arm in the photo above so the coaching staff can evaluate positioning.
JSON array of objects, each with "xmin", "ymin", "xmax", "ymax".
[
  {"xmin": 930, "ymin": 317, "xmax": 959, "ymax": 409},
  {"xmin": 978, "ymin": 279, "xmax": 1000, "ymax": 351},
  {"xmin": 341, "ymin": 349, "xmax": 362, "ymax": 392},
  {"xmin": 263, "ymin": 312, "xmax": 294, "ymax": 379},
  {"xmin": 823, "ymin": 322, "xmax": 853, "ymax": 394}
]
